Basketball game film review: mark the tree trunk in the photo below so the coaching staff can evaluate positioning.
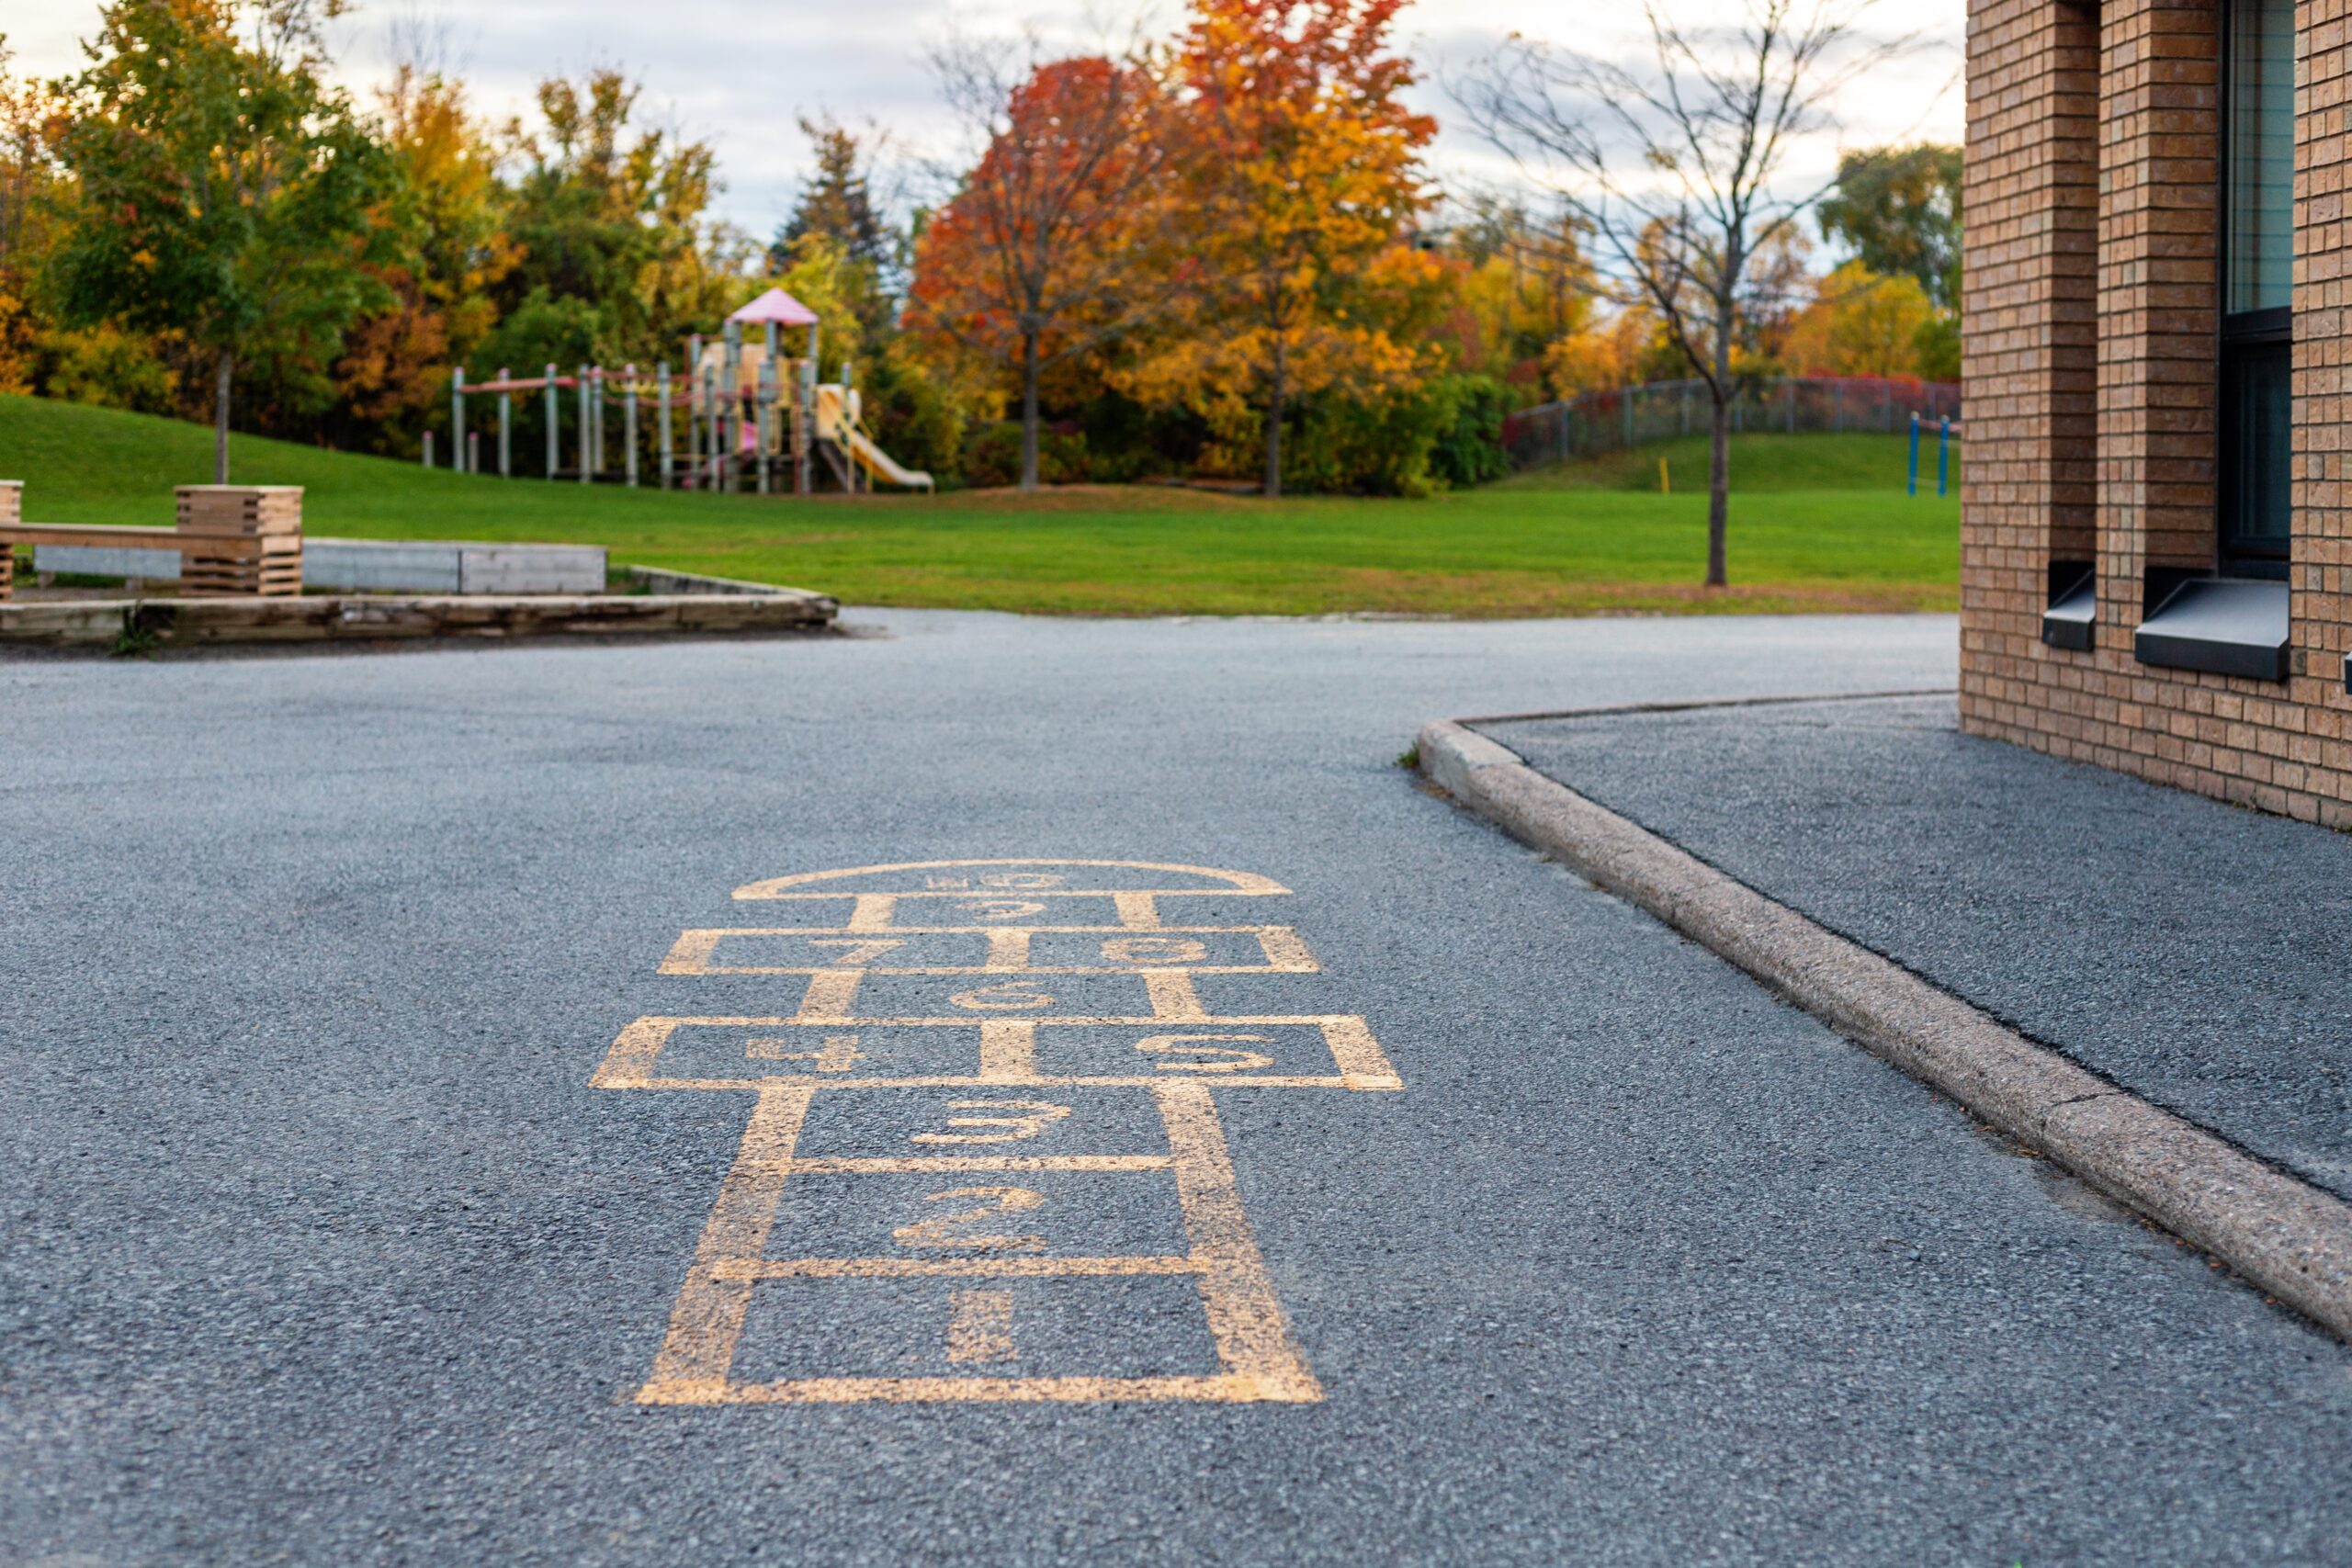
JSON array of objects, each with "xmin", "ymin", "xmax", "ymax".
[
  {"xmin": 1019, "ymin": 328, "xmax": 1041, "ymax": 491},
  {"xmin": 1705, "ymin": 298, "xmax": 1735, "ymax": 588},
  {"xmin": 1263, "ymin": 339, "xmax": 1286, "ymax": 500},
  {"xmin": 213, "ymin": 348, "xmax": 234, "ymax": 485},
  {"xmin": 1706, "ymin": 389, "xmax": 1730, "ymax": 588}
]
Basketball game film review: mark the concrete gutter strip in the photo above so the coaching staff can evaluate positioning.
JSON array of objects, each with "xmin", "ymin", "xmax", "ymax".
[{"xmin": 1417, "ymin": 717, "xmax": 2352, "ymax": 1344}]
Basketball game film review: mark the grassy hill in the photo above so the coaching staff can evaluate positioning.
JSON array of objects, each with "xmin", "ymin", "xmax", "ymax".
[{"xmin": 0, "ymin": 394, "xmax": 1956, "ymax": 616}]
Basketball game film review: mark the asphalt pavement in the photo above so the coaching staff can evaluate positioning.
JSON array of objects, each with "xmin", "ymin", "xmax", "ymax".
[{"xmin": 5, "ymin": 611, "xmax": 2349, "ymax": 1566}]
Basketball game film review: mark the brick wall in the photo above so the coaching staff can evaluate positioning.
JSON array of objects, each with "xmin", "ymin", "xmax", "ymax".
[
  {"xmin": 2098, "ymin": 0, "xmax": 2221, "ymax": 606},
  {"xmin": 1959, "ymin": 0, "xmax": 2352, "ymax": 826},
  {"xmin": 2295, "ymin": 0, "xmax": 2352, "ymax": 784},
  {"xmin": 1960, "ymin": 0, "xmax": 2099, "ymax": 746}
]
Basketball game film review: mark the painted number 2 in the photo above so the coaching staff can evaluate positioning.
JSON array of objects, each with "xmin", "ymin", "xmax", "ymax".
[{"xmin": 892, "ymin": 1187, "xmax": 1046, "ymax": 1253}]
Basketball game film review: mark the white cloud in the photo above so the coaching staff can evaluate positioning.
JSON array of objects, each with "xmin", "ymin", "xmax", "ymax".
[{"xmin": 9, "ymin": 0, "xmax": 1962, "ymax": 233}]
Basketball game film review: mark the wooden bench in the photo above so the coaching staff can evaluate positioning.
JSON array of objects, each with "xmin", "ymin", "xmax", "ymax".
[
  {"xmin": 0, "ymin": 483, "xmax": 303, "ymax": 601},
  {"xmin": 0, "ymin": 525, "xmax": 284, "ymax": 601}
]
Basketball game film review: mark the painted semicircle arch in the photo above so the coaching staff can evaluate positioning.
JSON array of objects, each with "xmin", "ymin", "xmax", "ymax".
[{"xmin": 732, "ymin": 859, "xmax": 1291, "ymax": 899}]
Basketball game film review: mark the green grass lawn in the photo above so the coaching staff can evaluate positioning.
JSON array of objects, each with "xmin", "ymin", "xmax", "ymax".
[{"xmin": 0, "ymin": 393, "xmax": 1957, "ymax": 616}]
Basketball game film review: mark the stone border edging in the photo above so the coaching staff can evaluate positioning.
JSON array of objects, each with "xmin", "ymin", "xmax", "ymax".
[
  {"xmin": 621, "ymin": 565, "xmax": 808, "ymax": 597},
  {"xmin": 1416, "ymin": 716, "xmax": 2352, "ymax": 1343},
  {"xmin": 0, "ymin": 590, "xmax": 836, "ymax": 649}
]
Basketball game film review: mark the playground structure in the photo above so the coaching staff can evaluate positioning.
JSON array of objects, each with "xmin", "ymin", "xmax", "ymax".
[{"xmin": 435, "ymin": 288, "xmax": 933, "ymax": 495}]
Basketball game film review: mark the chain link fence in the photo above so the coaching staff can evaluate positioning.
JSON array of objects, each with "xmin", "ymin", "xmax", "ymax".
[{"xmin": 1500, "ymin": 375, "xmax": 1963, "ymax": 471}]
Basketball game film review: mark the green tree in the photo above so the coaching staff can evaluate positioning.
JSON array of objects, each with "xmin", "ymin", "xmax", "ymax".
[
  {"xmin": 486, "ymin": 69, "xmax": 732, "ymax": 374},
  {"xmin": 1816, "ymin": 143, "xmax": 1962, "ymax": 310},
  {"xmin": 46, "ymin": 0, "xmax": 396, "ymax": 481}
]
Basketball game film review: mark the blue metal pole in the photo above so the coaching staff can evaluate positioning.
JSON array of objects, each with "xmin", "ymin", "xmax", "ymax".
[
  {"xmin": 1908, "ymin": 412, "xmax": 1920, "ymax": 498},
  {"xmin": 1938, "ymin": 417, "xmax": 1951, "ymax": 497}
]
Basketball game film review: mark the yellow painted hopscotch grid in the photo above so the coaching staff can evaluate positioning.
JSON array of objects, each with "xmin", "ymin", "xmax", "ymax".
[{"xmin": 599, "ymin": 861, "xmax": 1403, "ymax": 1405}]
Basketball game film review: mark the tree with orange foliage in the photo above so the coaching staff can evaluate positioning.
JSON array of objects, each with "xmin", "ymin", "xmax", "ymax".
[
  {"xmin": 0, "ymin": 40, "xmax": 61, "ymax": 396},
  {"xmin": 910, "ymin": 45, "xmax": 1174, "ymax": 491},
  {"xmin": 1137, "ymin": 0, "xmax": 1435, "ymax": 497},
  {"xmin": 333, "ymin": 64, "xmax": 519, "ymax": 455}
]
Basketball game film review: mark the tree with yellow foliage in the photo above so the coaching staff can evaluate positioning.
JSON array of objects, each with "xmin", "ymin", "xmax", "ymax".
[
  {"xmin": 1441, "ymin": 201, "xmax": 1599, "ymax": 394},
  {"xmin": 1779, "ymin": 260, "xmax": 1937, "ymax": 379},
  {"xmin": 1126, "ymin": 0, "xmax": 1436, "ymax": 497}
]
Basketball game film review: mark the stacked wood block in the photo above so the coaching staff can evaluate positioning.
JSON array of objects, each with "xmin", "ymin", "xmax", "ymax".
[
  {"xmin": 0, "ymin": 481, "xmax": 19, "ymax": 596},
  {"xmin": 175, "ymin": 486, "xmax": 302, "ymax": 596}
]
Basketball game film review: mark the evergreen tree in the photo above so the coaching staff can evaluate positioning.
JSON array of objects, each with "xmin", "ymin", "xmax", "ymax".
[{"xmin": 771, "ymin": 117, "xmax": 896, "ymax": 332}]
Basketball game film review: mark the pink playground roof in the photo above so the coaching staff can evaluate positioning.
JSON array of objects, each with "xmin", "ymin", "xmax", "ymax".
[{"xmin": 728, "ymin": 288, "xmax": 820, "ymax": 327}]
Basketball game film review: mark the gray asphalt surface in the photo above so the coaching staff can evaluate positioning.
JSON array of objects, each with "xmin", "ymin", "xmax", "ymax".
[
  {"xmin": 6, "ymin": 611, "xmax": 2349, "ymax": 1566},
  {"xmin": 1484, "ymin": 694, "xmax": 2352, "ymax": 1205}
]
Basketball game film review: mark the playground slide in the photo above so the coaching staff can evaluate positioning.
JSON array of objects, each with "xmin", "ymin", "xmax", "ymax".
[
  {"xmin": 815, "ymin": 384, "xmax": 933, "ymax": 491},
  {"xmin": 842, "ymin": 426, "xmax": 933, "ymax": 491}
]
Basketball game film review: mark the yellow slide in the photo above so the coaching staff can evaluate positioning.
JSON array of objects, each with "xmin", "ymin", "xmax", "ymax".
[{"xmin": 815, "ymin": 385, "xmax": 933, "ymax": 491}]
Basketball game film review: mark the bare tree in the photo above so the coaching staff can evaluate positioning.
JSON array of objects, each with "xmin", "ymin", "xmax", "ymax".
[
  {"xmin": 914, "ymin": 33, "xmax": 1177, "ymax": 491},
  {"xmin": 1461, "ymin": 2, "xmax": 1926, "ymax": 587}
]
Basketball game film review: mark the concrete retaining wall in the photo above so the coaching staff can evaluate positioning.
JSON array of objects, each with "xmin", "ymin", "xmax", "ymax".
[
  {"xmin": 33, "ymin": 537, "xmax": 609, "ymax": 594},
  {"xmin": 303, "ymin": 539, "xmax": 606, "ymax": 594},
  {"xmin": 33, "ymin": 545, "xmax": 182, "ymax": 580}
]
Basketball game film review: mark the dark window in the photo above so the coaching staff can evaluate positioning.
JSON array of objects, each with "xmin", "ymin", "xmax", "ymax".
[{"xmin": 2222, "ymin": 0, "xmax": 2292, "ymax": 578}]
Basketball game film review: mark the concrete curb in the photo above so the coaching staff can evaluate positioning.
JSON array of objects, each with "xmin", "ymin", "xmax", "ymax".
[{"xmin": 1417, "ymin": 717, "xmax": 2352, "ymax": 1344}]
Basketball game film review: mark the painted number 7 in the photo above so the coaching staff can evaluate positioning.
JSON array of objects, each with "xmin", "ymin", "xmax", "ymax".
[{"xmin": 806, "ymin": 939, "xmax": 905, "ymax": 966}]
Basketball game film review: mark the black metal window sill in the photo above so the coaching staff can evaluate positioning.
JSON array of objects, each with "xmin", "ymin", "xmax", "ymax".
[
  {"xmin": 2132, "ymin": 577, "xmax": 2290, "ymax": 681},
  {"xmin": 2041, "ymin": 568, "xmax": 2096, "ymax": 651}
]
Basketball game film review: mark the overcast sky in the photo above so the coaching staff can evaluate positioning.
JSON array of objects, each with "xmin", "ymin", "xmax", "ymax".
[{"xmin": 10, "ymin": 1, "xmax": 1964, "ymax": 241}]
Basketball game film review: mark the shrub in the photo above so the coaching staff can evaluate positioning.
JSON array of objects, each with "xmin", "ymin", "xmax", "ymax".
[
  {"xmin": 961, "ymin": 421, "xmax": 1089, "ymax": 489},
  {"xmin": 1278, "ymin": 374, "xmax": 1509, "ymax": 497},
  {"xmin": 1428, "ymin": 375, "xmax": 1512, "ymax": 489},
  {"xmin": 863, "ymin": 352, "xmax": 967, "ymax": 483},
  {"xmin": 1284, "ymin": 387, "xmax": 1449, "ymax": 496}
]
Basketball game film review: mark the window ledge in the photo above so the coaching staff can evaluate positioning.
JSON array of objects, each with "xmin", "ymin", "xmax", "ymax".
[
  {"xmin": 2133, "ymin": 578, "xmax": 2290, "ymax": 681},
  {"xmin": 2041, "ymin": 570, "xmax": 2096, "ymax": 651}
]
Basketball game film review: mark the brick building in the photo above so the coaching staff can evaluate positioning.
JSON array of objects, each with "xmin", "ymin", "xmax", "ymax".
[{"xmin": 1962, "ymin": 0, "xmax": 2352, "ymax": 824}]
